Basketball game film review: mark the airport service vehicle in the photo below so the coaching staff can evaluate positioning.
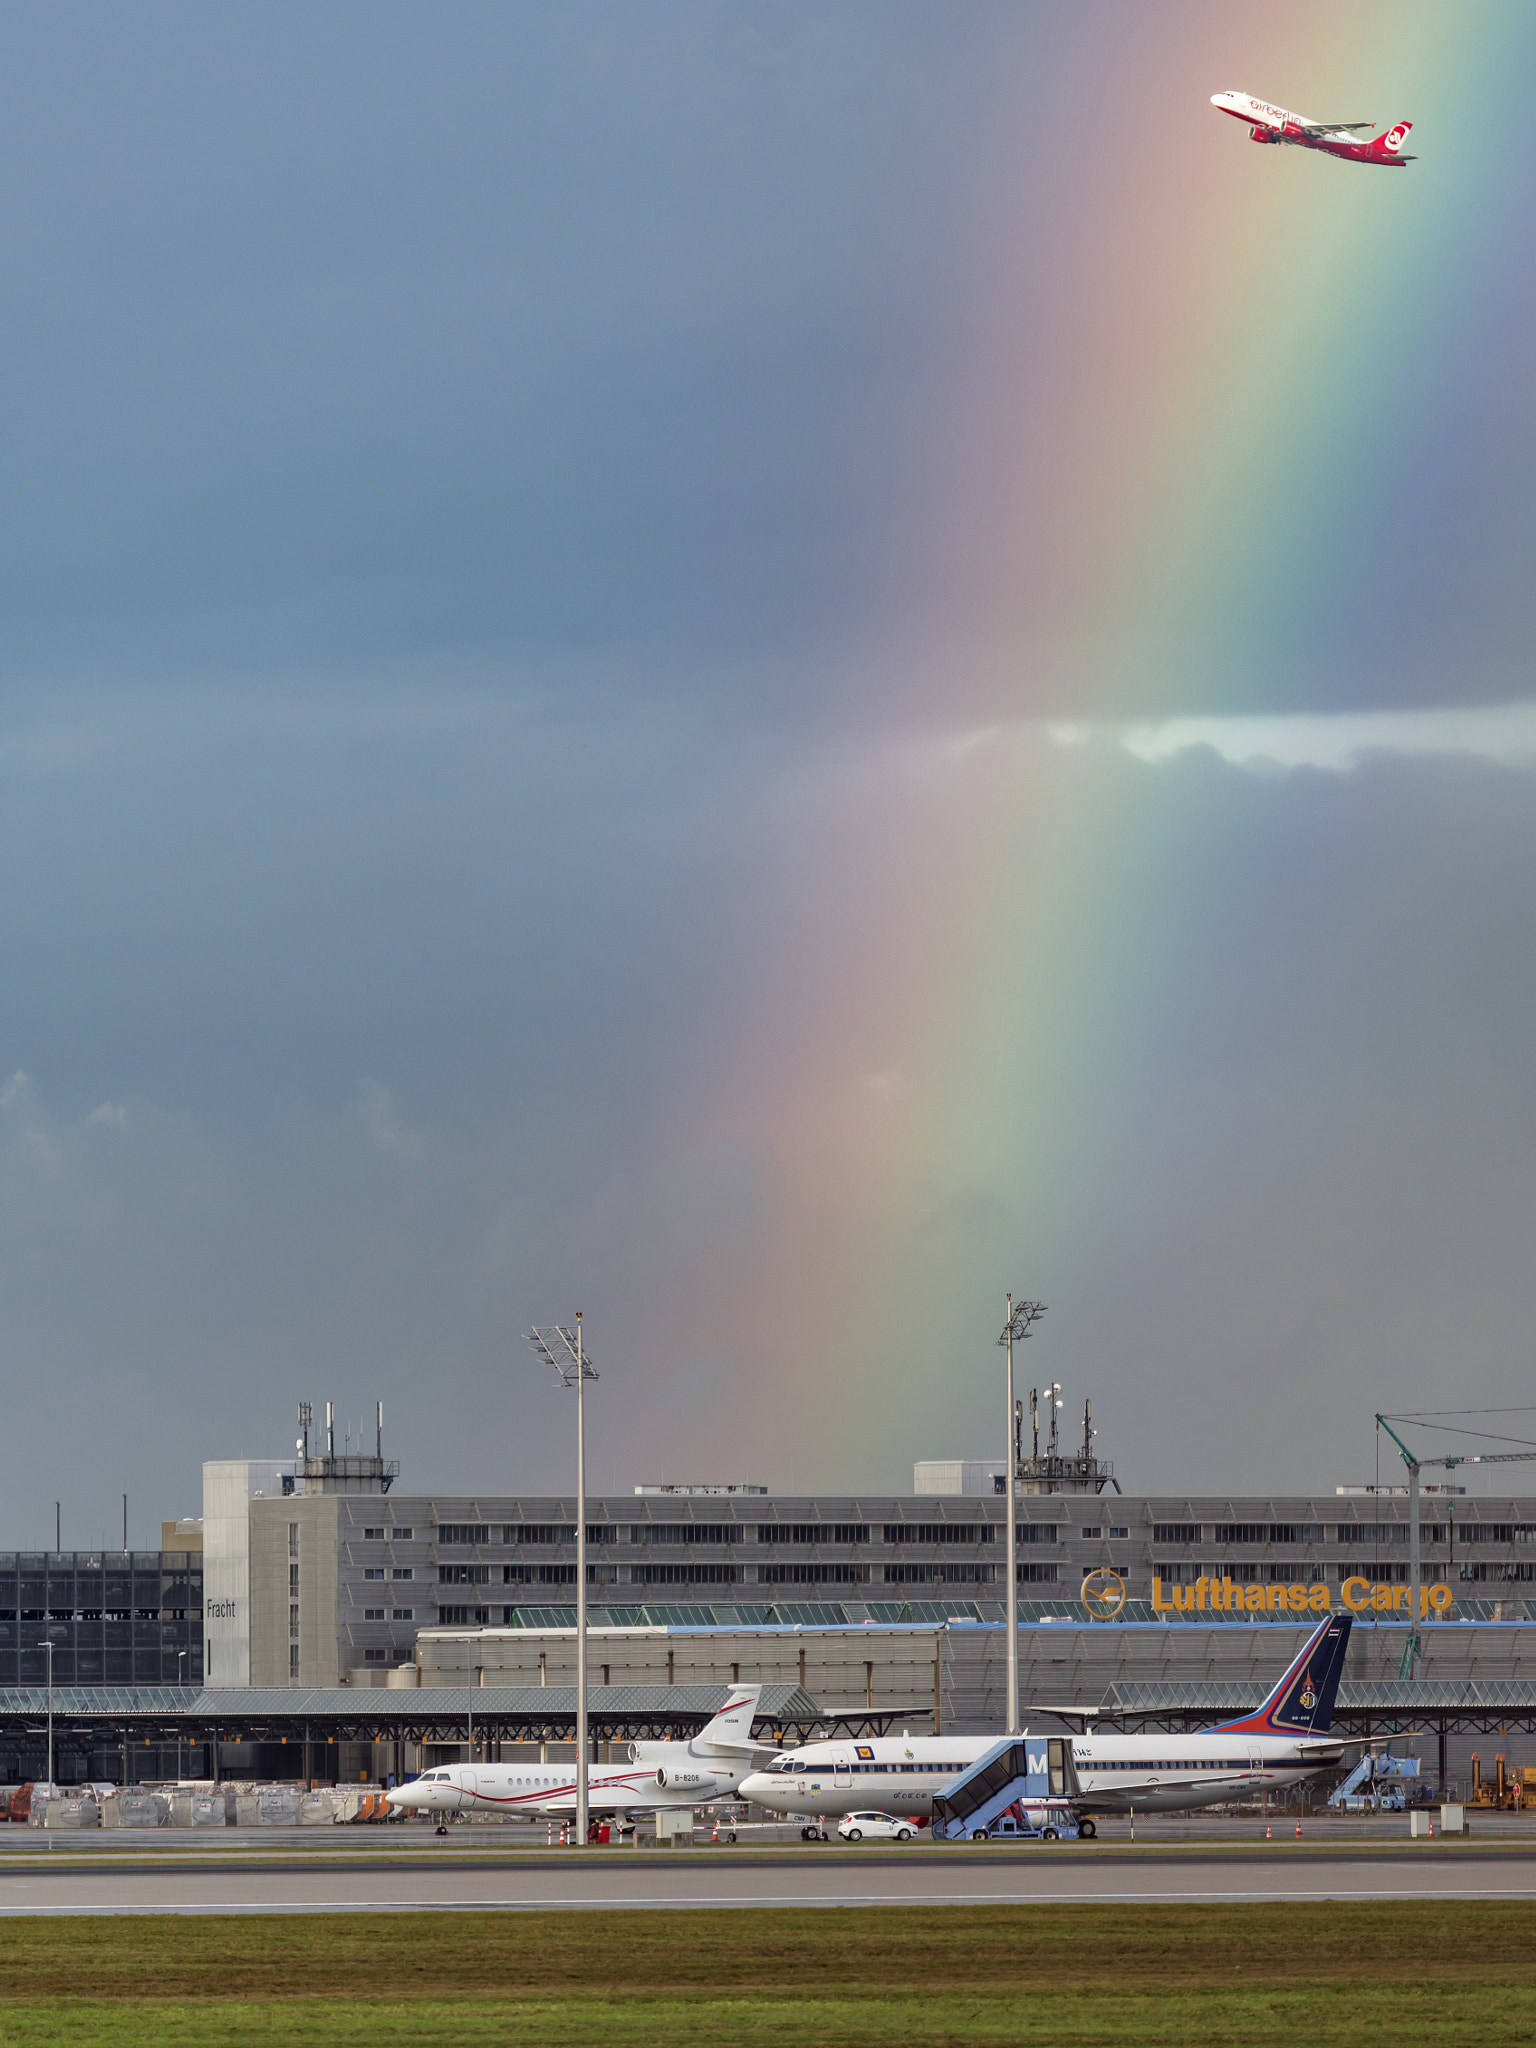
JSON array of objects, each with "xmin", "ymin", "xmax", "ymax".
[
  {"xmin": 837, "ymin": 1811, "xmax": 914, "ymax": 1843},
  {"xmin": 741, "ymin": 1612, "xmax": 1352, "ymax": 1826},
  {"xmin": 384, "ymin": 1685, "xmax": 768, "ymax": 1824},
  {"xmin": 1210, "ymin": 91, "xmax": 1413, "ymax": 166}
]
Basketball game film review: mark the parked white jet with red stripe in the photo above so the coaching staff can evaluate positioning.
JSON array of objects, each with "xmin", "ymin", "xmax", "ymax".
[
  {"xmin": 1212, "ymin": 92, "xmax": 1413, "ymax": 167},
  {"xmin": 383, "ymin": 1685, "xmax": 768, "ymax": 1822}
]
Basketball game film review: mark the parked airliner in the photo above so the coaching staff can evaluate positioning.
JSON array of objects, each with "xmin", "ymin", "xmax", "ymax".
[
  {"xmin": 384, "ymin": 1685, "xmax": 768, "ymax": 1823},
  {"xmin": 1211, "ymin": 91, "xmax": 1413, "ymax": 166},
  {"xmin": 740, "ymin": 1613, "xmax": 1351, "ymax": 1828}
]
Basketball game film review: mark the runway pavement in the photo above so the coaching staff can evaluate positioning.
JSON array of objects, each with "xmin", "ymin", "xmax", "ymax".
[{"xmin": 1, "ymin": 1844, "xmax": 1535, "ymax": 1914}]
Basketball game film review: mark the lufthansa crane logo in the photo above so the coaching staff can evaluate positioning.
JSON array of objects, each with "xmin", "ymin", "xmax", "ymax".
[{"xmin": 1081, "ymin": 1568, "xmax": 1126, "ymax": 1620}]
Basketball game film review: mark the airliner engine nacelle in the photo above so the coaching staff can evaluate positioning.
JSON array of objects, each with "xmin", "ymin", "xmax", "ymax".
[{"xmin": 1250, "ymin": 126, "xmax": 1277, "ymax": 142}]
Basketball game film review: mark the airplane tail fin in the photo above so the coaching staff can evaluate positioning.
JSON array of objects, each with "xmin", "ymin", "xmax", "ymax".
[
  {"xmin": 1205, "ymin": 1612, "xmax": 1352, "ymax": 1737},
  {"xmin": 695, "ymin": 1684, "xmax": 764, "ymax": 1749},
  {"xmin": 1373, "ymin": 122, "xmax": 1413, "ymax": 157}
]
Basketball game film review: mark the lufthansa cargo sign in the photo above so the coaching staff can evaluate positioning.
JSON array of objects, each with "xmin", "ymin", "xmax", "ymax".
[{"xmin": 1143, "ymin": 1575, "xmax": 1454, "ymax": 1616}]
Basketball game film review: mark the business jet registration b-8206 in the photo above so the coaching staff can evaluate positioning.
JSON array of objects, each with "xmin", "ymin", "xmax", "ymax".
[
  {"xmin": 1211, "ymin": 91, "xmax": 1413, "ymax": 167},
  {"xmin": 383, "ymin": 1685, "xmax": 769, "ymax": 1826}
]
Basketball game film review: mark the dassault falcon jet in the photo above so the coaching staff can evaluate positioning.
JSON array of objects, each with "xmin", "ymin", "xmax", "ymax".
[
  {"xmin": 1211, "ymin": 92, "xmax": 1413, "ymax": 166},
  {"xmin": 384, "ymin": 1684, "xmax": 768, "ymax": 1825}
]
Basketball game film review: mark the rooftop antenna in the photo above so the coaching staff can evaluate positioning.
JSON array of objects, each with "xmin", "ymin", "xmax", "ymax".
[
  {"xmin": 376, "ymin": 1401, "xmax": 383, "ymax": 1460},
  {"xmin": 1083, "ymin": 1397, "xmax": 1093, "ymax": 1463},
  {"xmin": 297, "ymin": 1401, "xmax": 312, "ymax": 1462},
  {"xmin": 326, "ymin": 1401, "xmax": 335, "ymax": 1458},
  {"xmin": 1046, "ymin": 1381, "xmax": 1063, "ymax": 1461},
  {"xmin": 1029, "ymin": 1388, "xmax": 1040, "ymax": 1460}
]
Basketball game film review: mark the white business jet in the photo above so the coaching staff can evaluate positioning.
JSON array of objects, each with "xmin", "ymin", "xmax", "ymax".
[{"xmin": 384, "ymin": 1684, "xmax": 767, "ymax": 1824}]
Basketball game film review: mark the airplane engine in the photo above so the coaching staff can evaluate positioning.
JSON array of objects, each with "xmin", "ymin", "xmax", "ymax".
[{"xmin": 1250, "ymin": 126, "xmax": 1277, "ymax": 142}]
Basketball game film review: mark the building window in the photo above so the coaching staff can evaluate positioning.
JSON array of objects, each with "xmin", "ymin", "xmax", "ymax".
[
  {"xmin": 438, "ymin": 1564, "xmax": 490, "ymax": 1585},
  {"xmin": 637, "ymin": 1524, "xmax": 742, "ymax": 1545},
  {"xmin": 630, "ymin": 1564, "xmax": 739, "ymax": 1585},
  {"xmin": 885, "ymin": 1523, "xmax": 993, "ymax": 1546},
  {"xmin": 1108, "ymin": 1527, "xmax": 1129, "ymax": 1540},
  {"xmin": 289, "ymin": 1564, "xmax": 299, "ymax": 1595},
  {"xmin": 363, "ymin": 1607, "xmax": 385, "ymax": 1620},
  {"xmin": 436, "ymin": 1524, "xmax": 489, "ymax": 1545},
  {"xmin": 1080, "ymin": 1528, "xmax": 1100, "ymax": 1539},
  {"xmin": 504, "ymin": 1525, "xmax": 576, "ymax": 1545},
  {"xmin": 1014, "ymin": 1525, "xmax": 1057, "ymax": 1546},
  {"xmin": 392, "ymin": 1608, "xmax": 413, "ymax": 1621},
  {"xmin": 393, "ymin": 1528, "xmax": 413, "ymax": 1541},
  {"xmin": 364, "ymin": 1647, "xmax": 387, "ymax": 1662},
  {"xmin": 759, "ymin": 1563, "xmax": 868, "ymax": 1584},
  {"xmin": 392, "ymin": 1567, "xmax": 413, "ymax": 1580},
  {"xmin": 289, "ymin": 1603, "xmax": 299, "ymax": 1637},
  {"xmin": 289, "ymin": 1643, "xmax": 299, "ymax": 1678},
  {"xmin": 1152, "ymin": 1524, "xmax": 1202, "ymax": 1545},
  {"xmin": 363, "ymin": 1527, "xmax": 384, "ymax": 1540},
  {"xmin": 363, "ymin": 1568, "xmax": 386, "ymax": 1581},
  {"xmin": 587, "ymin": 1565, "xmax": 617, "ymax": 1583},
  {"xmin": 1015, "ymin": 1563, "xmax": 1057, "ymax": 1584},
  {"xmin": 288, "ymin": 1524, "xmax": 299, "ymax": 1559},
  {"xmin": 882, "ymin": 1562, "xmax": 998, "ymax": 1585},
  {"xmin": 437, "ymin": 1605, "xmax": 489, "ymax": 1625}
]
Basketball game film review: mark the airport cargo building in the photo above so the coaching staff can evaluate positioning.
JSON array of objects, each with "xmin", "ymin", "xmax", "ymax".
[{"xmin": 200, "ymin": 1456, "xmax": 1536, "ymax": 1688}]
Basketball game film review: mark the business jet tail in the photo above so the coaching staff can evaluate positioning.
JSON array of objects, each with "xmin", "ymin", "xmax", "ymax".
[
  {"xmin": 695, "ymin": 1684, "xmax": 764, "ymax": 1751},
  {"xmin": 1206, "ymin": 1612, "xmax": 1352, "ymax": 1737}
]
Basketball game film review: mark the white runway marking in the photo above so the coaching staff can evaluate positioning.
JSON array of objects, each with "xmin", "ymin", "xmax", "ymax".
[{"xmin": 6, "ymin": 1878, "xmax": 1536, "ymax": 1915}]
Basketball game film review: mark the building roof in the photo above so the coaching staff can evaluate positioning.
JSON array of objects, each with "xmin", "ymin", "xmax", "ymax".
[{"xmin": 0, "ymin": 1682, "xmax": 821, "ymax": 1722}]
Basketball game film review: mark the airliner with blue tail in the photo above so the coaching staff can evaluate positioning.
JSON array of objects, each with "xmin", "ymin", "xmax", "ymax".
[{"xmin": 741, "ymin": 1613, "xmax": 1352, "ymax": 1830}]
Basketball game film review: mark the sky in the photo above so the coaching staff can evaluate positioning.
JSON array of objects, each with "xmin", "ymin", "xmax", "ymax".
[{"xmin": 2, "ymin": 2, "xmax": 1535, "ymax": 1543}]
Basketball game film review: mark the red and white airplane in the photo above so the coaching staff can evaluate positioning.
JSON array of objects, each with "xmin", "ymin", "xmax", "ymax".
[{"xmin": 1211, "ymin": 92, "xmax": 1413, "ymax": 167}]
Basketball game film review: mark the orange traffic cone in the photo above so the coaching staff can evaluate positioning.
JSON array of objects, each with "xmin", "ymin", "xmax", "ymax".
[
  {"xmin": 1295, "ymin": 1820, "xmax": 1302, "ymax": 1838},
  {"xmin": 1265, "ymin": 1825, "xmax": 1271, "ymax": 1839}
]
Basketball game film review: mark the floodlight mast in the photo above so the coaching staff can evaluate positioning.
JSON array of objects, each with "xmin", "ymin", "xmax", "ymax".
[
  {"xmin": 998, "ymin": 1295, "xmax": 1046, "ymax": 1736},
  {"xmin": 527, "ymin": 1318, "xmax": 599, "ymax": 1847}
]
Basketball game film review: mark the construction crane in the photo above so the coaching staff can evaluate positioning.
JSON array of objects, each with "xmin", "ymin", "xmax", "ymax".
[{"xmin": 1376, "ymin": 1413, "xmax": 1536, "ymax": 1678}]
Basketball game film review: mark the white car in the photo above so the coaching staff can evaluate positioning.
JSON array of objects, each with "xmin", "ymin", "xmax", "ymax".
[{"xmin": 837, "ymin": 1811, "xmax": 915, "ymax": 1843}]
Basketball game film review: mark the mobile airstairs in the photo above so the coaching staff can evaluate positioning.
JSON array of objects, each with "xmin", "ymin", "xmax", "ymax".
[
  {"xmin": 1327, "ymin": 1751, "xmax": 1419, "ymax": 1813},
  {"xmin": 931, "ymin": 1737, "xmax": 1087, "ymax": 1843}
]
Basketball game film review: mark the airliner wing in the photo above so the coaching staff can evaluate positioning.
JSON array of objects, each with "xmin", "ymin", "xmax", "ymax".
[{"xmin": 1301, "ymin": 121, "xmax": 1373, "ymax": 132}]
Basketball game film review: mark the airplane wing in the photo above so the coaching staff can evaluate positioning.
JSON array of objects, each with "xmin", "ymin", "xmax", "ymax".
[{"xmin": 1298, "ymin": 120, "xmax": 1373, "ymax": 133}]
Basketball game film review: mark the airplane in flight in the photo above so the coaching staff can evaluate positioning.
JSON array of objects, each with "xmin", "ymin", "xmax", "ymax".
[
  {"xmin": 739, "ymin": 1611, "xmax": 1352, "ymax": 1834},
  {"xmin": 383, "ymin": 1684, "xmax": 768, "ymax": 1828},
  {"xmin": 1211, "ymin": 91, "xmax": 1413, "ymax": 167}
]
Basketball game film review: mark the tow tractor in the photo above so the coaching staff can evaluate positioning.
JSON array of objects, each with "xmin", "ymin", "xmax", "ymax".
[{"xmin": 931, "ymin": 1737, "xmax": 1091, "ymax": 1843}]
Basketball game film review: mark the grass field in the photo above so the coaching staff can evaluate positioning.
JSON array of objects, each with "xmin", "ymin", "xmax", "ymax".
[{"xmin": 0, "ymin": 1902, "xmax": 1533, "ymax": 2045}]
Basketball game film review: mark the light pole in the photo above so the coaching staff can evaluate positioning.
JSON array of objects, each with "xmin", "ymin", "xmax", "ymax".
[
  {"xmin": 998, "ymin": 1295, "xmax": 1045, "ymax": 1736},
  {"xmin": 38, "ymin": 1638, "xmax": 54, "ymax": 1794},
  {"xmin": 178, "ymin": 1651, "xmax": 188, "ymax": 1780},
  {"xmin": 527, "ymin": 1316, "xmax": 600, "ymax": 1847}
]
